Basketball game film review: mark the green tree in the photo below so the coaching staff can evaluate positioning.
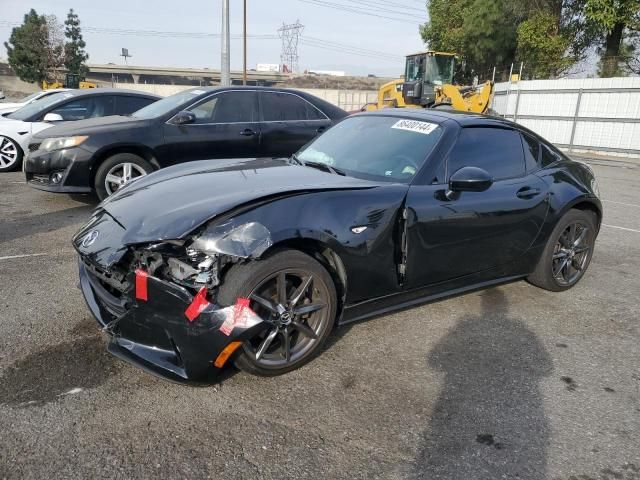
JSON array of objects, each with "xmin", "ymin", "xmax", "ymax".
[
  {"xmin": 585, "ymin": 0, "xmax": 640, "ymax": 76},
  {"xmin": 4, "ymin": 9, "xmax": 49, "ymax": 84},
  {"xmin": 64, "ymin": 9, "xmax": 89, "ymax": 77}
]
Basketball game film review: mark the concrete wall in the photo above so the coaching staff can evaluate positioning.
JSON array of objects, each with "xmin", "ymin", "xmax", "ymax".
[
  {"xmin": 493, "ymin": 77, "xmax": 640, "ymax": 157},
  {"xmin": 113, "ymin": 82, "xmax": 377, "ymax": 111}
]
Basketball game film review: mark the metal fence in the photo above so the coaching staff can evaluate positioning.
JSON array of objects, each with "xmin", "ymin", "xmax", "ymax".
[{"xmin": 492, "ymin": 77, "xmax": 640, "ymax": 157}]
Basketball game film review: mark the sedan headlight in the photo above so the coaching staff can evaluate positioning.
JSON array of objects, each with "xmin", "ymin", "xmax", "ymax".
[{"xmin": 40, "ymin": 135, "xmax": 88, "ymax": 152}]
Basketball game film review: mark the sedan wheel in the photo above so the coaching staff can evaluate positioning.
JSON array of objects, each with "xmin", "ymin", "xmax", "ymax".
[
  {"xmin": 551, "ymin": 221, "xmax": 591, "ymax": 286},
  {"xmin": 0, "ymin": 136, "xmax": 22, "ymax": 172},
  {"xmin": 104, "ymin": 162, "xmax": 148, "ymax": 195},
  {"xmin": 527, "ymin": 209, "xmax": 597, "ymax": 291},
  {"xmin": 217, "ymin": 249, "xmax": 337, "ymax": 376},
  {"xmin": 247, "ymin": 269, "xmax": 330, "ymax": 367}
]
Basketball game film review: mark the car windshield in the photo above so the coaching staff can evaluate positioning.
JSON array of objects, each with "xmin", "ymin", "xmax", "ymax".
[
  {"xmin": 405, "ymin": 54, "xmax": 455, "ymax": 86},
  {"xmin": 131, "ymin": 89, "xmax": 206, "ymax": 119},
  {"xmin": 296, "ymin": 115, "xmax": 443, "ymax": 182},
  {"xmin": 6, "ymin": 92, "xmax": 72, "ymax": 121}
]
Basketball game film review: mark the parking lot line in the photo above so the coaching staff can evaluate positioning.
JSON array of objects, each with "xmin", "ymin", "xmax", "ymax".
[
  {"xmin": 602, "ymin": 199, "xmax": 640, "ymax": 208},
  {"xmin": 602, "ymin": 223, "xmax": 640, "ymax": 233},
  {"xmin": 0, "ymin": 253, "xmax": 48, "ymax": 262}
]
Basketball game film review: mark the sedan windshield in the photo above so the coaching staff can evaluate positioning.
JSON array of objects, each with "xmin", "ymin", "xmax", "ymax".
[
  {"xmin": 6, "ymin": 92, "xmax": 71, "ymax": 121},
  {"xmin": 18, "ymin": 92, "xmax": 43, "ymax": 103},
  {"xmin": 131, "ymin": 89, "xmax": 206, "ymax": 119},
  {"xmin": 296, "ymin": 115, "xmax": 443, "ymax": 182}
]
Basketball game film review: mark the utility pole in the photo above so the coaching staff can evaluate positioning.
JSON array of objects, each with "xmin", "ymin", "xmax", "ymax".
[
  {"xmin": 221, "ymin": 0, "xmax": 231, "ymax": 86},
  {"xmin": 243, "ymin": 0, "xmax": 247, "ymax": 85}
]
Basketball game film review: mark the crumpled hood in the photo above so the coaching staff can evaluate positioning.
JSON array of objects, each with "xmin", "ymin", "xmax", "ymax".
[{"xmin": 99, "ymin": 158, "xmax": 382, "ymax": 245}]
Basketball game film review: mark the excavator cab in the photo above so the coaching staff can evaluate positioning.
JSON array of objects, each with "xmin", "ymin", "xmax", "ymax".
[{"xmin": 402, "ymin": 51, "xmax": 456, "ymax": 107}]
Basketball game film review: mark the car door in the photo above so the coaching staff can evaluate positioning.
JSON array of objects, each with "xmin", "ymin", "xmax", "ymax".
[
  {"xmin": 162, "ymin": 90, "xmax": 260, "ymax": 165},
  {"xmin": 259, "ymin": 91, "xmax": 331, "ymax": 158},
  {"xmin": 403, "ymin": 126, "xmax": 549, "ymax": 288}
]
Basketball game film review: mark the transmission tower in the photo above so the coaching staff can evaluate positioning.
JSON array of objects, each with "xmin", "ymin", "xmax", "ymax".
[{"xmin": 278, "ymin": 20, "xmax": 304, "ymax": 73}]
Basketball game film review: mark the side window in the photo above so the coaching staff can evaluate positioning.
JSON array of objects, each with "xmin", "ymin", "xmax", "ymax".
[
  {"xmin": 189, "ymin": 91, "xmax": 258, "ymax": 124},
  {"xmin": 448, "ymin": 127, "xmax": 526, "ymax": 181},
  {"xmin": 541, "ymin": 144, "xmax": 561, "ymax": 167},
  {"xmin": 115, "ymin": 96, "xmax": 156, "ymax": 115},
  {"xmin": 262, "ymin": 92, "xmax": 320, "ymax": 121},
  {"xmin": 49, "ymin": 96, "xmax": 114, "ymax": 121},
  {"xmin": 521, "ymin": 133, "xmax": 540, "ymax": 172}
]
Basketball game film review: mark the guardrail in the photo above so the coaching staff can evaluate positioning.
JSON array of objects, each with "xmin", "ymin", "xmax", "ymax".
[{"xmin": 493, "ymin": 84, "xmax": 640, "ymax": 157}]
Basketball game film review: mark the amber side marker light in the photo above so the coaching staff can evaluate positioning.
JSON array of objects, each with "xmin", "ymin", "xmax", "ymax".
[{"xmin": 214, "ymin": 341, "xmax": 243, "ymax": 368}]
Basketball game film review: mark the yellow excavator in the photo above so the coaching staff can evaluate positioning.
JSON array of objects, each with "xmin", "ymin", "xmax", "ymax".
[
  {"xmin": 366, "ymin": 51, "xmax": 494, "ymax": 113},
  {"xmin": 42, "ymin": 73, "xmax": 97, "ymax": 90}
]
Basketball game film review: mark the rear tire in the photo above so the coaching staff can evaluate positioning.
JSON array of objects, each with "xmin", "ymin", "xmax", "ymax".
[
  {"xmin": 527, "ymin": 209, "xmax": 597, "ymax": 291},
  {"xmin": 217, "ymin": 249, "xmax": 337, "ymax": 376},
  {"xmin": 94, "ymin": 153, "xmax": 152, "ymax": 201},
  {"xmin": 0, "ymin": 136, "xmax": 23, "ymax": 172}
]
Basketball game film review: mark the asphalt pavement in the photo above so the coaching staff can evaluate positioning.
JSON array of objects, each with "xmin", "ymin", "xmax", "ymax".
[{"xmin": 0, "ymin": 155, "xmax": 638, "ymax": 479}]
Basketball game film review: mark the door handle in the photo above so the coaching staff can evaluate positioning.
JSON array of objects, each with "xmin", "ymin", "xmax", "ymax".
[
  {"xmin": 240, "ymin": 128, "xmax": 256, "ymax": 136},
  {"xmin": 516, "ymin": 187, "xmax": 542, "ymax": 199}
]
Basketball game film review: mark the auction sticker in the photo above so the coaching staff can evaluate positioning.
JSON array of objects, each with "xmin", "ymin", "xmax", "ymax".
[{"xmin": 391, "ymin": 119, "xmax": 438, "ymax": 135}]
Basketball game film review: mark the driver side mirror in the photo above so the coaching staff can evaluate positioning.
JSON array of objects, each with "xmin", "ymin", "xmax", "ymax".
[
  {"xmin": 171, "ymin": 110, "xmax": 196, "ymax": 125},
  {"xmin": 446, "ymin": 166, "xmax": 493, "ymax": 198},
  {"xmin": 43, "ymin": 112, "xmax": 64, "ymax": 122}
]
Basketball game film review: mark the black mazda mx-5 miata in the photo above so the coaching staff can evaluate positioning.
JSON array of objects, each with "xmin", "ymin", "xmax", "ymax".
[{"xmin": 73, "ymin": 110, "xmax": 601, "ymax": 382}]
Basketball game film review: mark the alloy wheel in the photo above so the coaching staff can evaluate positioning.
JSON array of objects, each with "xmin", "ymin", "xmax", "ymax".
[
  {"xmin": 245, "ymin": 269, "xmax": 330, "ymax": 368},
  {"xmin": 0, "ymin": 136, "xmax": 18, "ymax": 169},
  {"xmin": 104, "ymin": 162, "xmax": 148, "ymax": 195},
  {"xmin": 551, "ymin": 221, "xmax": 591, "ymax": 286}
]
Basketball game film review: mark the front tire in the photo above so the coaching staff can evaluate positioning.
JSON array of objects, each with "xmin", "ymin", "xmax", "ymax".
[
  {"xmin": 527, "ymin": 209, "xmax": 597, "ymax": 291},
  {"xmin": 217, "ymin": 249, "xmax": 337, "ymax": 376},
  {"xmin": 0, "ymin": 136, "xmax": 23, "ymax": 172},
  {"xmin": 94, "ymin": 153, "xmax": 152, "ymax": 201}
]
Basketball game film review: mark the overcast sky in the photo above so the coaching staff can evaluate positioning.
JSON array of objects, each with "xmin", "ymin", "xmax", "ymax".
[{"xmin": 1, "ymin": 0, "xmax": 427, "ymax": 76}]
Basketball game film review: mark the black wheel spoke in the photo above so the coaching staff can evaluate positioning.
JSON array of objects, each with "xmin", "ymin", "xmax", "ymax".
[
  {"xmin": 291, "ymin": 320, "xmax": 318, "ymax": 339},
  {"xmin": 573, "ymin": 227, "xmax": 588, "ymax": 247},
  {"xmin": 289, "ymin": 275, "xmax": 313, "ymax": 306},
  {"xmin": 250, "ymin": 293, "xmax": 279, "ymax": 313},
  {"xmin": 553, "ymin": 250, "xmax": 568, "ymax": 260},
  {"xmin": 294, "ymin": 303, "xmax": 326, "ymax": 316},
  {"xmin": 574, "ymin": 245, "xmax": 590, "ymax": 254},
  {"xmin": 277, "ymin": 272, "xmax": 287, "ymax": 306},
  {"xmin": 281, "ymin": 327, "xmax": 291, "ymax": 361},
  {"xmin": 554, "ymin": 257, "xmax": 569, "ymax": 278},
  {"xmin": 255, "ymin": 328, "xmax": 278, "ymax": 361}
]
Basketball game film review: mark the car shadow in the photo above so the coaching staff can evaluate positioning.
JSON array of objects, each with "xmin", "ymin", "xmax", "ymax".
[
  {"xmin": 411, "ymin": 288, "xmax": 553, "ymax": 480},
  {"xmin": 0, "ymin": 204, "xmax": 94, "ymax": 245}
]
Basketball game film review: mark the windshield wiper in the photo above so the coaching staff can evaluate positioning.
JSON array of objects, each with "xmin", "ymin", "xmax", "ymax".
[{"xmin": 303, "ymin": 160, "xmax": 346, "ymax": 176}]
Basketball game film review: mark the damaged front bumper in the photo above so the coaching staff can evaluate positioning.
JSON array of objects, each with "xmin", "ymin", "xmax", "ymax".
[{"xmin": 78, "ymin": 259, "xmax": 265, "ymax": 382}]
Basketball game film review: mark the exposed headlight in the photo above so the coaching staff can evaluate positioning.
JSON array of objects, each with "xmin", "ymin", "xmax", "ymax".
[
  {"xmin": 40, "ymin": 135, "xmax": 88, "ymax": 152},
  {"xmin": 191, "ymin": 221, "xmax": 272, "ymax": 259}
]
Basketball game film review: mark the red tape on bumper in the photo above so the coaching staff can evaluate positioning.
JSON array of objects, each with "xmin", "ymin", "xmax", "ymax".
[
  {"xmin": 135, "ymin": 269, "xmax": 148, "ymax": 301},
  {"xmin": 184, "ymin": 287, "xmax": 210, "ymax": 322}
]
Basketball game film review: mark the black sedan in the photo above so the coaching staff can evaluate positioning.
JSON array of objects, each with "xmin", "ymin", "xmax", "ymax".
[
  {"xmin": 25, "ymin": 86, "xmax": 347, "ymax": 200},
  {"xmin": 72, "ymin": 110, "xmax": 601, "ymax": 382}
]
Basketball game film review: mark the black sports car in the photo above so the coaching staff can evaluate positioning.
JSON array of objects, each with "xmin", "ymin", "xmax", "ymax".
[
  {"xmin": 73, "ymin": 110, "xmax": 601, "ymax": 382},
  {"xmin": 25, "ymin": 86, "xmax": 346, "ymax": 200}
]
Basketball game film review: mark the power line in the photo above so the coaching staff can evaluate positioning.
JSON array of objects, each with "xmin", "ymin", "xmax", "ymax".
[
  {"xmin": 0, "ymin": 20, "xmax": 403, "ymax": 63},
  {"xmin": 342, "ymin": 0, "xmax": 425, "ymax": 15},
  {"xmin": 297, "ymin": 0, "xmax": 421, "ymax": 24}
]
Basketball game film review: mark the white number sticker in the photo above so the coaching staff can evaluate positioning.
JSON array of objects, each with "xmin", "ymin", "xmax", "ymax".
[{"xmin": 391, "ymin": 119, "xmax": 438, "ymax": 135}]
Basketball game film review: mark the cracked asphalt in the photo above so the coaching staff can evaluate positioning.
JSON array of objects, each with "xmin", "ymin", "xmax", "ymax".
[{"xmin": 0, "ymin": 154, "xmax": 639, "ymax": 479}]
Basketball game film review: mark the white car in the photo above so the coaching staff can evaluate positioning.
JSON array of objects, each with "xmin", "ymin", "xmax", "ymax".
[
  {"xmin": 0, "ymin": 89, "xmax": 159, "ymax": 172},
  {"xmin": 0, "ymin": 88, "xmax": 71, "ymax": 116}
]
